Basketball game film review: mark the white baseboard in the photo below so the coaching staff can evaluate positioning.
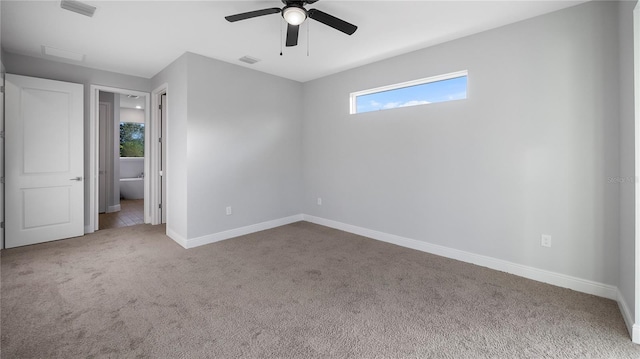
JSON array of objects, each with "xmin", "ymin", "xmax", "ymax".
[
  {"xmin": 171, "ymin": 214, "xmax": 304, "ymax": 249},
  {"xmin": 106, "ymin": 204, "xmax": 121, "ymax": 213},
  {"xmin": 302, "ymin": 214, "xmax": 618, "ymax": 300},
  {"xmin": 617, "ymin": 288, "xmax": 636, "ymax": 342},
  {"xmin": 167, "ymin": 227, "xmax": 188, "ymax": 249},
  {"xmin": 84, "ymin": 224, "xmax": 94, "ymax": 234}
]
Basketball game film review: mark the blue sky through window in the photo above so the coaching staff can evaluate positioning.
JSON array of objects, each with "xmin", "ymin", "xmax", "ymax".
[{"xmin": 355, "ymin": 75, "xmax": 467, "ymax": 114}]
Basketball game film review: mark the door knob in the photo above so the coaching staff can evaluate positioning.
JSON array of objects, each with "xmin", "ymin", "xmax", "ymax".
[{"xmin": 70, "ymin": 176, "xmax": 83, "ymax": 181}]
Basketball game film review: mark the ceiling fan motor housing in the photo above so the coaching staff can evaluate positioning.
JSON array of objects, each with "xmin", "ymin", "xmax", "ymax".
[{"xmin": 281, "ymin": 0, "xmax": 318, "ymax": 5}]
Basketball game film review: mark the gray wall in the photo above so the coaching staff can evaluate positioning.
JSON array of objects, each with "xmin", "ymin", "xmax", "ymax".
[
  {"xmin": 618, "ymin": 0, "xmax": 637, "ymax": 323},
  {"xmin": 152, "ymin": 52, "xmax": 304, "ymax": 240},
  {"xmin": 2, "ymin": 51, "xmax": 151, "ymax": 228},
  {"xmin": 98, "ymin": 91, "xmax": 121, "ymax": 213},
  {"xmin": 151, "ymin": 54, "xmax": 189, "ymax": 239},
  {"xmin": 185, "ymin": 53, "xmax": 303, "ymax": 239},
  {"xmin": 302, "ymin": 1, "xmax": 623, "ymax": 286}
]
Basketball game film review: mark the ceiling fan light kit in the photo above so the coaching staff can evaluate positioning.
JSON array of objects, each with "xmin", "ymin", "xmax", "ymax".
[
  {"xmin": 282, "ymin": 6, "xmax": 307, "ymax": 26},
  {"xmin": 225, "ymin": 0, "xmax": 357, "ymax": 48}
]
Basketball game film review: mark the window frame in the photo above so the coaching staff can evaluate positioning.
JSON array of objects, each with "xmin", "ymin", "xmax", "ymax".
[{"xmin": 349, "ymin": 70, "xmax": 468, "ymax": 115}]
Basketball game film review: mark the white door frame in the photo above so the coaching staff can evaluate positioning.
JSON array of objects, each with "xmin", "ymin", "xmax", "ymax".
[
  {"xmin": 0, "ymin": 72, "xmax": 5, "ymax": 249},
  {"xmin": 89, "ymin": 85, "xmax": 151, "ymax": 232},
  {"xmin": 634, "ymin": 1, "xmax": 640, "ymax": 344},
  {"xmin": 151, "ymin": 83, "xmax": 168, "ymax": 226}
]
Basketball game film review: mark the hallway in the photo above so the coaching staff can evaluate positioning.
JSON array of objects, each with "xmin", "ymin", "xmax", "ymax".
[{"xmin": 98, "ymin": 199, "xmax": 144, "ymax": 230}]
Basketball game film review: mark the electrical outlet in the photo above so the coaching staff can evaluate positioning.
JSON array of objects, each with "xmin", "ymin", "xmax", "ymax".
[
  {"xmin": 226, "ymin": 206, "xmax": 232, "ymax": 216},
  {"xmin": 541, "ymin": 234, "xmax": 552, "ymax": 248},
  {"xmin": 317, "ymin": 197, "xmax": 322, "ymax": 206}
]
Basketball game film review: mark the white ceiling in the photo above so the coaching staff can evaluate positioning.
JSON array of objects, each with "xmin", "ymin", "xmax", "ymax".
[
  {"xmin": 1, "ymin": 0, "xmax": 587, "ymax": 83},
  {"xmin": 120, "ymin": 94, "xmax": 145, "ymax": 109}
]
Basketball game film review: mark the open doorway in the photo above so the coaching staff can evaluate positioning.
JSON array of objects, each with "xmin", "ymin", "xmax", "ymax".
[
  {"xmin": 97, "ymin": 91, "xmax": 146, "ymax": 229},
  {"xmin": 89, "ymin": 85, "xmax": 151, "ymax": 232}
]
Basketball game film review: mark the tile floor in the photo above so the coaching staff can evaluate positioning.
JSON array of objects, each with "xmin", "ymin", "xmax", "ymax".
[{"xmin": 99, "ymin": 199, "xmax": 144, "ymax": 230}]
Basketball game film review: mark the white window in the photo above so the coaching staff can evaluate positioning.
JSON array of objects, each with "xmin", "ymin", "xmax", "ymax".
[{"xmin": 350, "ymin": 70, "xmax": 468, "ymax": 114}]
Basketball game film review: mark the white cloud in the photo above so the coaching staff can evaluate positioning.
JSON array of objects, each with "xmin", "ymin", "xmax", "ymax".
[
  {"xmin": 365, "ymin": 99, "xmax": 433, "ymax": 112},
  {"xmin": 399, "ymin": 100, "xmax": 430, "ymax": 107},
  {"xmin": 382, "ymin": 102, "xmax": 402, "ymax": 109},
  {"xmin": 380, "ymin": 100, "xmax": 430, "ymax": 110}
]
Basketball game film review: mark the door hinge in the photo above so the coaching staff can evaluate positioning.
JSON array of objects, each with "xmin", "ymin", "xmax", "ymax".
[
  {"xmin": 159, "ymin": 104, "xmax": 162, "ymax": 110},
  {"xmin": 0, "ymin": 131, "xmax": 4, "ymax": 138},
  {"xmin": 0, "ymin": 177, "xmax": 4, "ymax": 184},
  {"xmin": 158, "ymin": 137, "xmax": 162, "ymax": 143},
  {"xmin": 0, "ymin": 86, "xmax": 4, "ymax": 93},
  {"xmin": 158, "ymin": 203, "xmax": 162, "ymax": 209},
  {"xmin": 0, "ymin": 222, "xmax": 4, "ymax": 229}
]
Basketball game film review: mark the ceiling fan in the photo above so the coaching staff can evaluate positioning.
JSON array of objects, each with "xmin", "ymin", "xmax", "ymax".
[{"xmin": 225, "ymin": 0, "xmax": 358, "ymax": 47}]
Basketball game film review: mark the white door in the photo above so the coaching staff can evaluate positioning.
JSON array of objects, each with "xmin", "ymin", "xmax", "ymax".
[{"xmin": 5, "ymin": 74, "xmax": 84, "ymax": 248}]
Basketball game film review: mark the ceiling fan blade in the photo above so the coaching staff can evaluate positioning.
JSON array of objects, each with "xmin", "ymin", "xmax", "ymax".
[
  {"xmin": 225, "ymin": 8, "xmax": 281, "ymax": 22},
  {"xmin": 307, "ymin": 9, "xmax": 357, "ymax": 35},
  {"xmin": 286, "ymin": 24, "xmax": 300, "ymax": 47}
]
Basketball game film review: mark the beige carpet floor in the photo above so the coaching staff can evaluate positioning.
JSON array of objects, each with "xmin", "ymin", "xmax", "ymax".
[{"xmin": 2, "ymin": 222, "xmax": 639, "ymax": 358}]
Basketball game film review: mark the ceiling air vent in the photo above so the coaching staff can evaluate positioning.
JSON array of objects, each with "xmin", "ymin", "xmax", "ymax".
[
  {"xmin": 42, "ymin": 45, "xmax": 85, "ymax": 62},
  {"xmin": 239, "ymin": 56, "xmax": 260, "ymax": 65},
  {"xmin": 60, "ymin": 0, "xmax": 96, "ymax": 17}
]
